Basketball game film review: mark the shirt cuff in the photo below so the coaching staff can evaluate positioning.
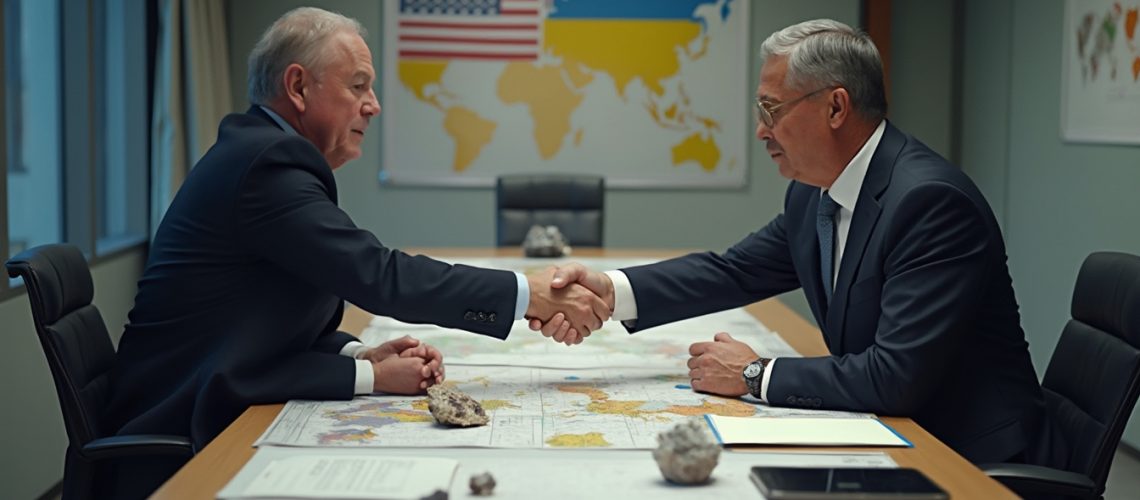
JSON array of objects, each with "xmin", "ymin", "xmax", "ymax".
[
  {"xmin": 605, "ymin": 270, "xmax": 638, "ymax": 321},
  {"xmin": 353, "ymin": 359, "xmax": 374, "ymax": 395},
  {"xmin": 759, "ymin": 358, "xmax": 778, "ymax": 403},
  {"xmin": 514, "ymin": 271, "xmax": 529, "ymax": 320},
  {"xmin": 339, "ymin": 341, "xmax": 369, "ymax": 359}
]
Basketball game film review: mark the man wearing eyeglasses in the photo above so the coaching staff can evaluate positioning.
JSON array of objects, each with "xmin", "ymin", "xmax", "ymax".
[{"xmin": 532, "ymin": 19, "xmax": 1054, "ymax": 467}]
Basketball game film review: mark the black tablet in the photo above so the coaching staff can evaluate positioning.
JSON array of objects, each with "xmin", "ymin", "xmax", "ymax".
[{"xmin": 749, "ymin": 466, "xmax": 949, "ymax": 499}]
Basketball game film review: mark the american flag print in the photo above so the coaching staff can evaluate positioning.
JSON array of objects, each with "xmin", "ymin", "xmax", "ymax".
[{"xmin": 397, "ymin": 0, "xmax": 545, "ymax": 61}]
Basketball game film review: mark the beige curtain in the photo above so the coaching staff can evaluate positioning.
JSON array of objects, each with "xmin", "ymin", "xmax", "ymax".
[{"xmin": 150, "ymin": 0, "xmax": 232, "ymax": 233}]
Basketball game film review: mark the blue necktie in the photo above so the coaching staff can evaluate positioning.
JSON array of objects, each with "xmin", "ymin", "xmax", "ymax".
[{"xmin": 817, "ymin": 191, "xmax": 840, "ymax": 301}]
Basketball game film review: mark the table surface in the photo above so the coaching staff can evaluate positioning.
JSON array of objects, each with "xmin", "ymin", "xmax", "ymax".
[{"xmin": 151, "ymin": 248, "xmax": 1015, "ymax": 499}]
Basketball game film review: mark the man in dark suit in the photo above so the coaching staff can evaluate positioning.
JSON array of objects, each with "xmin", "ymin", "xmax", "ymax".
[
  {"xmin": 104, "ymin": 7, "xmax": 607, "ymax": 497},
  {"xmin": 534, "ymin": 19, "xmax": 1050, "ymax": 466}
]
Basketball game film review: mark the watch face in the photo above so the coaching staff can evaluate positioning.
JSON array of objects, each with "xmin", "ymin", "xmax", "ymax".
[{"xmin": 744, "ymin": 363, "xmax": 762, "ymax": 378}]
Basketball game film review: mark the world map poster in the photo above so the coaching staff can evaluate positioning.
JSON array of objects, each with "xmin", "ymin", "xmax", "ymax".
[
  {"xmin": 380, "ymin": 0, "xmax": 750, "ymax": 187},
  {"xmin": 1062, "ymin": 0, "xmax": 1140, "ymax": 144}
]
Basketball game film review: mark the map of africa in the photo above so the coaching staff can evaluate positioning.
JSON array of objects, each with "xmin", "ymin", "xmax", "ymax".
[
  {"xmin": 381, "ymin": 0, "xmax": 749, "ymax": 187},
  {"xmin": 255, "ymin": 366, "xmax": 867, "ymax": 449}
]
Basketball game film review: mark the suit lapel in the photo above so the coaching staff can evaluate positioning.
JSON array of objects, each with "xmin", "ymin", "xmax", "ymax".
[{"xmin": 824, "ymin": 123, "xmax": 906, "ymax": 351}]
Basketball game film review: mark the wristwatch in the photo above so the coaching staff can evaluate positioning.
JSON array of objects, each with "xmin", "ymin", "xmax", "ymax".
[{"xmin": 742, "ymin": 358, "xmax": 771, "ymax": 398}]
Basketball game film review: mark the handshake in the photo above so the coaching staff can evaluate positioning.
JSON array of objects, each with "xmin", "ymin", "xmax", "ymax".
[
  {"xmin": 524, "ymin": 263, "xmax": 615, "ymax": 345},
  {"xmin": 355, "ymin": 263, "xmax": 614, "ymax": 396}
]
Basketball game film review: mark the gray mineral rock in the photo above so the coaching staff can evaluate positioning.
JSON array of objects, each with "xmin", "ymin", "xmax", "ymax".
[
  {"xmin": 652, "ymin": 417, "xmax": 721, "ymax": 484},
  {"xmin": 427, "ymin": 385, "xmax": 489, "ymax": 427},
  {"xmin": 469, "ymin": 471, "xmax": 496, "ymax": 496},
  {"xmin": 522, "ymin": 225, "xmax": 571, "ymax": 258}
]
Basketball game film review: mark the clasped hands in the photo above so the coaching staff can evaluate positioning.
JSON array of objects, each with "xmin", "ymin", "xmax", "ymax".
[
  {"xmin": 524, "ymin": 263, "xmax": 615, "ymax": 345},
  {"xmin": 355, "ymin": 263, "xmax": 614, "ymax": 396},
  {"xmin": 360, "ymin": 335, "xmax": 444, "ymax": 395},
  {"xmin": 526, "ymin": 264, "xmax": 763, "ymax": 398}
]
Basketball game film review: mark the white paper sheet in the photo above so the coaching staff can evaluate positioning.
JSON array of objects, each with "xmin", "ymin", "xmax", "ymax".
[
  {"xmin": 217, "ymin": 453, "xmax": 456, "ymax": 499},
  {"xmin": 220, "ymin": 447, "xmax": 896, "ymax": 500},
  {"xmin": 706, "ymin": 415, "xmax": 911, "ymax": 447}
]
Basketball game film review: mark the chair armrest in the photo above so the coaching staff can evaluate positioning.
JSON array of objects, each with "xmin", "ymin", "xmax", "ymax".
[
  {"xmin": 81, "ymin": 434, "xmax": 194, "ymax": 460},
  {"xmin": 979, "ymin": 462, "xmax": 1098, "ymax": 499}
]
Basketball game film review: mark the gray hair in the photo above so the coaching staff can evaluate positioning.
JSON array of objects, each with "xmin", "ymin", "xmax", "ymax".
[
  {"xmin": 247, "ymin": 7, "xmax": 367, "ymax": 105},
  {"xmin": 759, "ymin": 19, "xmax": 887, "ymax": 121}
]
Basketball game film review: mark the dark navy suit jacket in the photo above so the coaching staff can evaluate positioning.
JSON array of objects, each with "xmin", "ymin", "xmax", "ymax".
[
  {"xmin": 621, "ymin": 123, "xmax": 1048, "ymax": 464},
  {"xmin": 106, "ymin": 107, "xmax": 516, "ymax": 450}
]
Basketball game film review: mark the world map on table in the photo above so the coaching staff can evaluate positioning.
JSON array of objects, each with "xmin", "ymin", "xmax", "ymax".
[
  {"xmin": 256, "ymin": 366, "xmax": 867, "ymax": 449},
  {"xmin": 381, "ymin": 0, "xmax": 749, "ymax": 187},
  {"xmin": 255, "ymin": 256, "xmax": 854, "ymax": 450}
]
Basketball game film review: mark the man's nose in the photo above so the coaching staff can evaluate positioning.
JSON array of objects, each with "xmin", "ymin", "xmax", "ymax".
[
  {"xmin": 755, "ymin": 119, "xmax": 773, "ymax": 141},
  {"xmin": 363, "ymin": 88, "xmax": 381, "ymax": 116}
]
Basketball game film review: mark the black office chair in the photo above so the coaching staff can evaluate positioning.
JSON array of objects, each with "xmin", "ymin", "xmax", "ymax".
[
  {"xmin": 496, "ymin": 174, "xmax": 605, "ymax": 247},
  {"xmin": 981, "ymin": 252, "xmax": 1140, "ymax": 499},
  {"xmin": 6, "ymin": 244, "xmax": 193, "ymax": 500}
]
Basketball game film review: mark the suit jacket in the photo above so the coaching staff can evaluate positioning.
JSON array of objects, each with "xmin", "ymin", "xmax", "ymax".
[
  {"xmin": 106, "ymin": 107, "xmax": 517, "ymax": 450},
  {"xmin": 622, "ymin": 122, "xmax": 1047, "ymax": 464}
]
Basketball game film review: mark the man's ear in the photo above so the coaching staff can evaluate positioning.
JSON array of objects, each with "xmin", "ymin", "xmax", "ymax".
[
  {"xmin": 283, "ymin": 63, "xmax": 308, "ymax": 113},
  {"xmin": 827, "ymin": 87, "xmax": 851, "ymax": 130}
]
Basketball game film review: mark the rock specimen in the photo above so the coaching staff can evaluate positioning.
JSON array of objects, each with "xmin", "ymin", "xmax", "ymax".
[
  {"xmin": 419, "ymin": 489, "xmax": 448, "ymax": 500},
  {"xmin": 427, "ymin": 385, "xmax": 489, "ymax": 427},
  {"xmin": 523, "ymin": 224, "xmax": 571, "ymax": 257},
  {"xmin": 469, "ymin": 471, "xmax": 496, "ymax": 496},
  {"xmin": 651, "ymin": 417, "xmax": 721, "ymax": 484}
]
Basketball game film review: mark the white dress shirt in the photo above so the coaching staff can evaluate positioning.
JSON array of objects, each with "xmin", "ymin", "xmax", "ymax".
[{"xmin": 607, "ymin": 120, "xmax": 887, "ymax": 402}]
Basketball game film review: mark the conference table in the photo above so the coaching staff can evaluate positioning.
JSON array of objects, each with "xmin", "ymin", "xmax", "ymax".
[{"xmin": 151, "ymin": 248, "xmax": 1015, "ymax": 499}]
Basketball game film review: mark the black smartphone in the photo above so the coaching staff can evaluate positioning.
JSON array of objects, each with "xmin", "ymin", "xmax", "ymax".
[{"xmin": 749, "ymin": 466, "xmax": 949, "ymax": 499}]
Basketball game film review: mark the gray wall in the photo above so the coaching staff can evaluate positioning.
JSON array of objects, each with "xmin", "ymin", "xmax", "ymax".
[
  {"xmin": 961, "ymin": 0, "xmax": 1140, "ymax": 447},
  {"xmin": 0, "ymin": 249, "xmax": 145, "ymax": 499},
  {"xmin": 1004, "ymin": 0, "xmax": 1140, "ymax": 446},
  {"xmin": 225, "ymin": 0, "xmax": 863, "ymax": 323},
  {"xmin": 890, "ymin": 0, "xmax": 956, "ymax": 160}
]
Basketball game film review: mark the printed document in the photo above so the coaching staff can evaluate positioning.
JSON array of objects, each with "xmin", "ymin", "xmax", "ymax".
[{"xmin": 217, "ymin": 453, "xmax": 457, "ymax": 499}]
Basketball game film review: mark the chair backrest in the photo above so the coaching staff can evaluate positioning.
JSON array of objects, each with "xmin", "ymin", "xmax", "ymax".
[
  {"xmin": 1041, "ymin": 251, "xmax": 1140, "ymax": 490},
  {"xmin": 5, "ymin": 244, "xmax": 116, "ymax": 451},
  {"xmin": 496, "ymin": 174, "xmax": 605, "ymax": 247}
]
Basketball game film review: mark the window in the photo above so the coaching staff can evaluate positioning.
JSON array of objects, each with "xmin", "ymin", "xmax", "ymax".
[
  {"xmin": 94, "ymin": 0, "xmax": 148, "ymax": 253},
  {"xmin": 1, "ymin": 0, "xmax": 150, "ymax": 295},
  {"xmin": 5, "ymin": 0, "xmax": 63, "ymax": 261}
]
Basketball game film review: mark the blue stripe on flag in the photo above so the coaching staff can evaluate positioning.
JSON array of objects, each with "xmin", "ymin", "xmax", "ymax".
[{"xmin": 548, "ymin": 0, "xmax": 722, "ymax": 20}]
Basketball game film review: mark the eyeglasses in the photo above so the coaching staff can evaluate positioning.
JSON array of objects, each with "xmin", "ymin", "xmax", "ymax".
[{"xmin": 754, "ymin": 86, "xmax": 834, "ymax": 128}]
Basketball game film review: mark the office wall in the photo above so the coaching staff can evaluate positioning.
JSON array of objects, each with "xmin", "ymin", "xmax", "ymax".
[
  {"xmin": 225, "ymin": 0, "xmax": 862, "ymax": 322},
  {"xmin": 962, "ymin": 0, "xmax": 1140, "ymax": 447},
  {"xmin": 0, "ymin": 249, "xmax": 145, "ymax": 499},
  {"xmin": 889, "ymin": 0, "xmax": 956, "ymax": 160}
]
